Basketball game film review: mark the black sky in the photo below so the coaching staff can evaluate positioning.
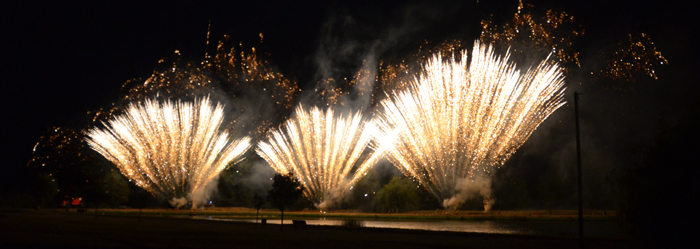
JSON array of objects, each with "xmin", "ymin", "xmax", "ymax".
[{"xmin": 1, "ymin": 0, "xmax": 697, "ymax": 192}]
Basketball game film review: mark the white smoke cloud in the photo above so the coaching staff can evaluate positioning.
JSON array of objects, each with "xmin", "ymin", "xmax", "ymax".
[
  {"xmin": 308, "ymin": 3, "xmax": 439, "ymax": 110},
  {"xmin": 442, "ymin": 175, "xmax": 493, "ymax": 211},
  {"xmin": 169, "ymin": 197, "xmax": 188, "ymax": 209},
  {"xmin": 242, "ymin": 160, "xmax": 277, "ymax": 195},
  {"xmin": 315, "ymin": 186, "xmax": 345, "ymax": 210}
]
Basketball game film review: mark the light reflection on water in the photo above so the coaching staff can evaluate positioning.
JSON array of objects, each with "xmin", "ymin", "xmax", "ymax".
[
  {"xmin": 198, "ymin": 217, "xmax": 623, "ymax": 238},
  {"xmin": 365, "ymin": 220, "xmax": 525, "ymax": 234}
]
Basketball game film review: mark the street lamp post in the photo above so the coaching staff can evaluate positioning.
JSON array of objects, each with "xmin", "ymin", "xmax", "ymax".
[{"xmin": 574, "ymin": 92, "xmax": 584, "ymax": 246}]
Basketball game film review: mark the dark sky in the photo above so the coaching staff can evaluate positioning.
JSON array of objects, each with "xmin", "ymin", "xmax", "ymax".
[{"xmin": 1, "ymin": 0, "xmax": 697, "ymax": 193}]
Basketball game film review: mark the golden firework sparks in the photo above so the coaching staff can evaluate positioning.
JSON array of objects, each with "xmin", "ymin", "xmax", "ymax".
[
  {"xmin": 256, "ymin": 105, "xmax": 384, "ymax": 209},
  {"xmin": 376, "ymin": 41, "xmax": 566, "ymax": 206},
  {"xmin": 376, "ymin": 40, "xmax": 467, "ymax": 105},
  {"xmin": 28, "ymin": 127, "xmax": 87, "ymax": 173},
  {"xmin": 117, "ymin": 34, "xmax": 300, "ymax": 139},
  {"xmin": 314, "ymin": 78, "xmax": 346, "ymax": 106},
  {"xmin": 597, "ymin": 33, "xmax": 668, "ymax": 82},
  {"xmin": 480, "ymin": 0, "xmax": 583, "ymax": 71},
  {"xmin": 86, "ymin": 97, "xmax": 251, "ymax": 208},
  {"xmin": 479, "ymin": 1, "xmax": 666, "ymax": 85},
  {"xmin": 205, "ymin": 34, "xmax": 299, "ymax": 109}
]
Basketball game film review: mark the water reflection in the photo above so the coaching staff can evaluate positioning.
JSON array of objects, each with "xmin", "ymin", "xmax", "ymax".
[
  {"xmin": 365, "ymin": 220, "xmax": 525, "ymax": 234},
  {"xmin": 199, "ymin": 217, "xmax": 622, "ymax": 238}
]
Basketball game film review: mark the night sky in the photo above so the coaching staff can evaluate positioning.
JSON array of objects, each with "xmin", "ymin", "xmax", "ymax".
[{"xmin": 1, "ymin": 0, "xmax": 697, "ymax": 200}]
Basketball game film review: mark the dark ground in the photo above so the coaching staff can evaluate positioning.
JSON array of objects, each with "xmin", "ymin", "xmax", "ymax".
[{"xmin": 0, "ymin": 209, "xmax": 637, "ymax": 249}]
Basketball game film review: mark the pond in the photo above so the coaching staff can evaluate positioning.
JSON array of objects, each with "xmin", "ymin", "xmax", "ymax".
[{"xmin": 197, "ymin": 217, "xmax": 624, "ymax": 238}]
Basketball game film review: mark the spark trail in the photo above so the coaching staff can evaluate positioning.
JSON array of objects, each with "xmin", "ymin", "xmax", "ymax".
[
  {"xmin": 376, "ymin": 41, "xmax": 566, "ymax": 210},
  {"xmin": 256, "ymin": 105, "xmax": 384, "ymax": 209},
  {"xmin": 86, "ymin": 97, "xmax": 251, "ymax": 208}
]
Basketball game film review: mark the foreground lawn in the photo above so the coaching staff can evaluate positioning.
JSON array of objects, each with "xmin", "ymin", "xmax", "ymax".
[{"xmin": 0, "ymin": 209, "xmax": 634, "ymax": 249}]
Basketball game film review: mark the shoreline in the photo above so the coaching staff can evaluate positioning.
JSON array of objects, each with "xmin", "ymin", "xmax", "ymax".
[
  {"xmin": 62, "ymin": 207, "xmax": 619, "ymax": 222},
  {"xmin": 1, "ymin": 209, "xmax": 635, "ymax": 249}
]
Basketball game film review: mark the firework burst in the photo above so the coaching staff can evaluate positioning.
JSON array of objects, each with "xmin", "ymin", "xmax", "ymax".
[
  {"xmin": 86, "ymin": 97, "xmax": 251, "ymax": 208},
  {"xmin": 256, "ymin": 105, "xmax": 383, "ymax": 209},
  {"xmin": 376, "ymin": 41, "xmax": 566, "ymax": 209}
]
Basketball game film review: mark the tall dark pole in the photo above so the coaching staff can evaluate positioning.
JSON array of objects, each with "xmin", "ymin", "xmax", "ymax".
[{"xmin": 574, "ymin": 92, "xmax": 584, "ymax": 246}]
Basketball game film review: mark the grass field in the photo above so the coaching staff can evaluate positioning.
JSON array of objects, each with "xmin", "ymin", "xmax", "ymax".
[{"xmin": 0, "ymin": 208, "xmax": 634, "ymax": 249}]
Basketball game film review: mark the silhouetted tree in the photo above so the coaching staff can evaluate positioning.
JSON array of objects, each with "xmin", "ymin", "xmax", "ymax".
[
  {"xmin": 27, "ymin": 127, "xmax": 132, "ymax": 209},
  {"xmin": 94, "ymin": 170, "xmax": 130, "ymax": 207},
  {"xmin": 374, "ymin": 177, "xmax": 421, "ymax": 213},
  {"xmin": 214, "ymin": 159, "xmax": 255, "ymax": 207},
  {"xmin": 34, "ymin": 172, "xmax": 59, "ymax": 208},
  {"xmin": 267, "ymin": 173, "xmax": 304, "ymax": 231}
]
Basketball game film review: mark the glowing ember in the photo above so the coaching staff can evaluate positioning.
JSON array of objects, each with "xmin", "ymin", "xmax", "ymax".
[
  {"xmin": 86, "ymin": 97, "xmax": 251, "ymax": 208},
  {"xmin": 598, "ymin": 33, "xmax": 668, "ymax": 82},
  {"xmin": 480, "ymin": 0, "xmax": 583, "ymax": 72},
  {"xmin": 376, "ymin": 41, "xmax": 566, "ymax": 209},
  {"xmin": 256, "ymin": 105, "xmax": 383, "ymax": 209},
  {"xmin": 479, "ymin": 1, "xmax": 666, "ymax": 84},
  {"xmin": 27, "ymin": 127, "xmax": 87, "ymax": 175},
  {"xmin": 115, "ymin": 35, "xmax": 299, "ymax": 139}
]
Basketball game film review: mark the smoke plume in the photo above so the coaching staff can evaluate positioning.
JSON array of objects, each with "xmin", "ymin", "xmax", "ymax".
[
  {"xmin": 442, "ymin": 175, "xmax": 493, "ymax": 211},
  {"xmin": 169, "ymin": 197, "xmax": 188, "ymax": 209}
]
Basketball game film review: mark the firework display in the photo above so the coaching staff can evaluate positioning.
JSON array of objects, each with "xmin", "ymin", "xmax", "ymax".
[
  {"xmin": 86, "ymin": 97, "xmax": 251, "ymax": 207},
  {"xmin": 256, "ymin": 105, "xmax": 383, "ymax": 208},
  {"xmin": 375, "ymin": 41, "xmax": 566, "ymax": 206},
  {"xmin": 26, "ymin": 1, "xmax": 671, "ymax": 213}
]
